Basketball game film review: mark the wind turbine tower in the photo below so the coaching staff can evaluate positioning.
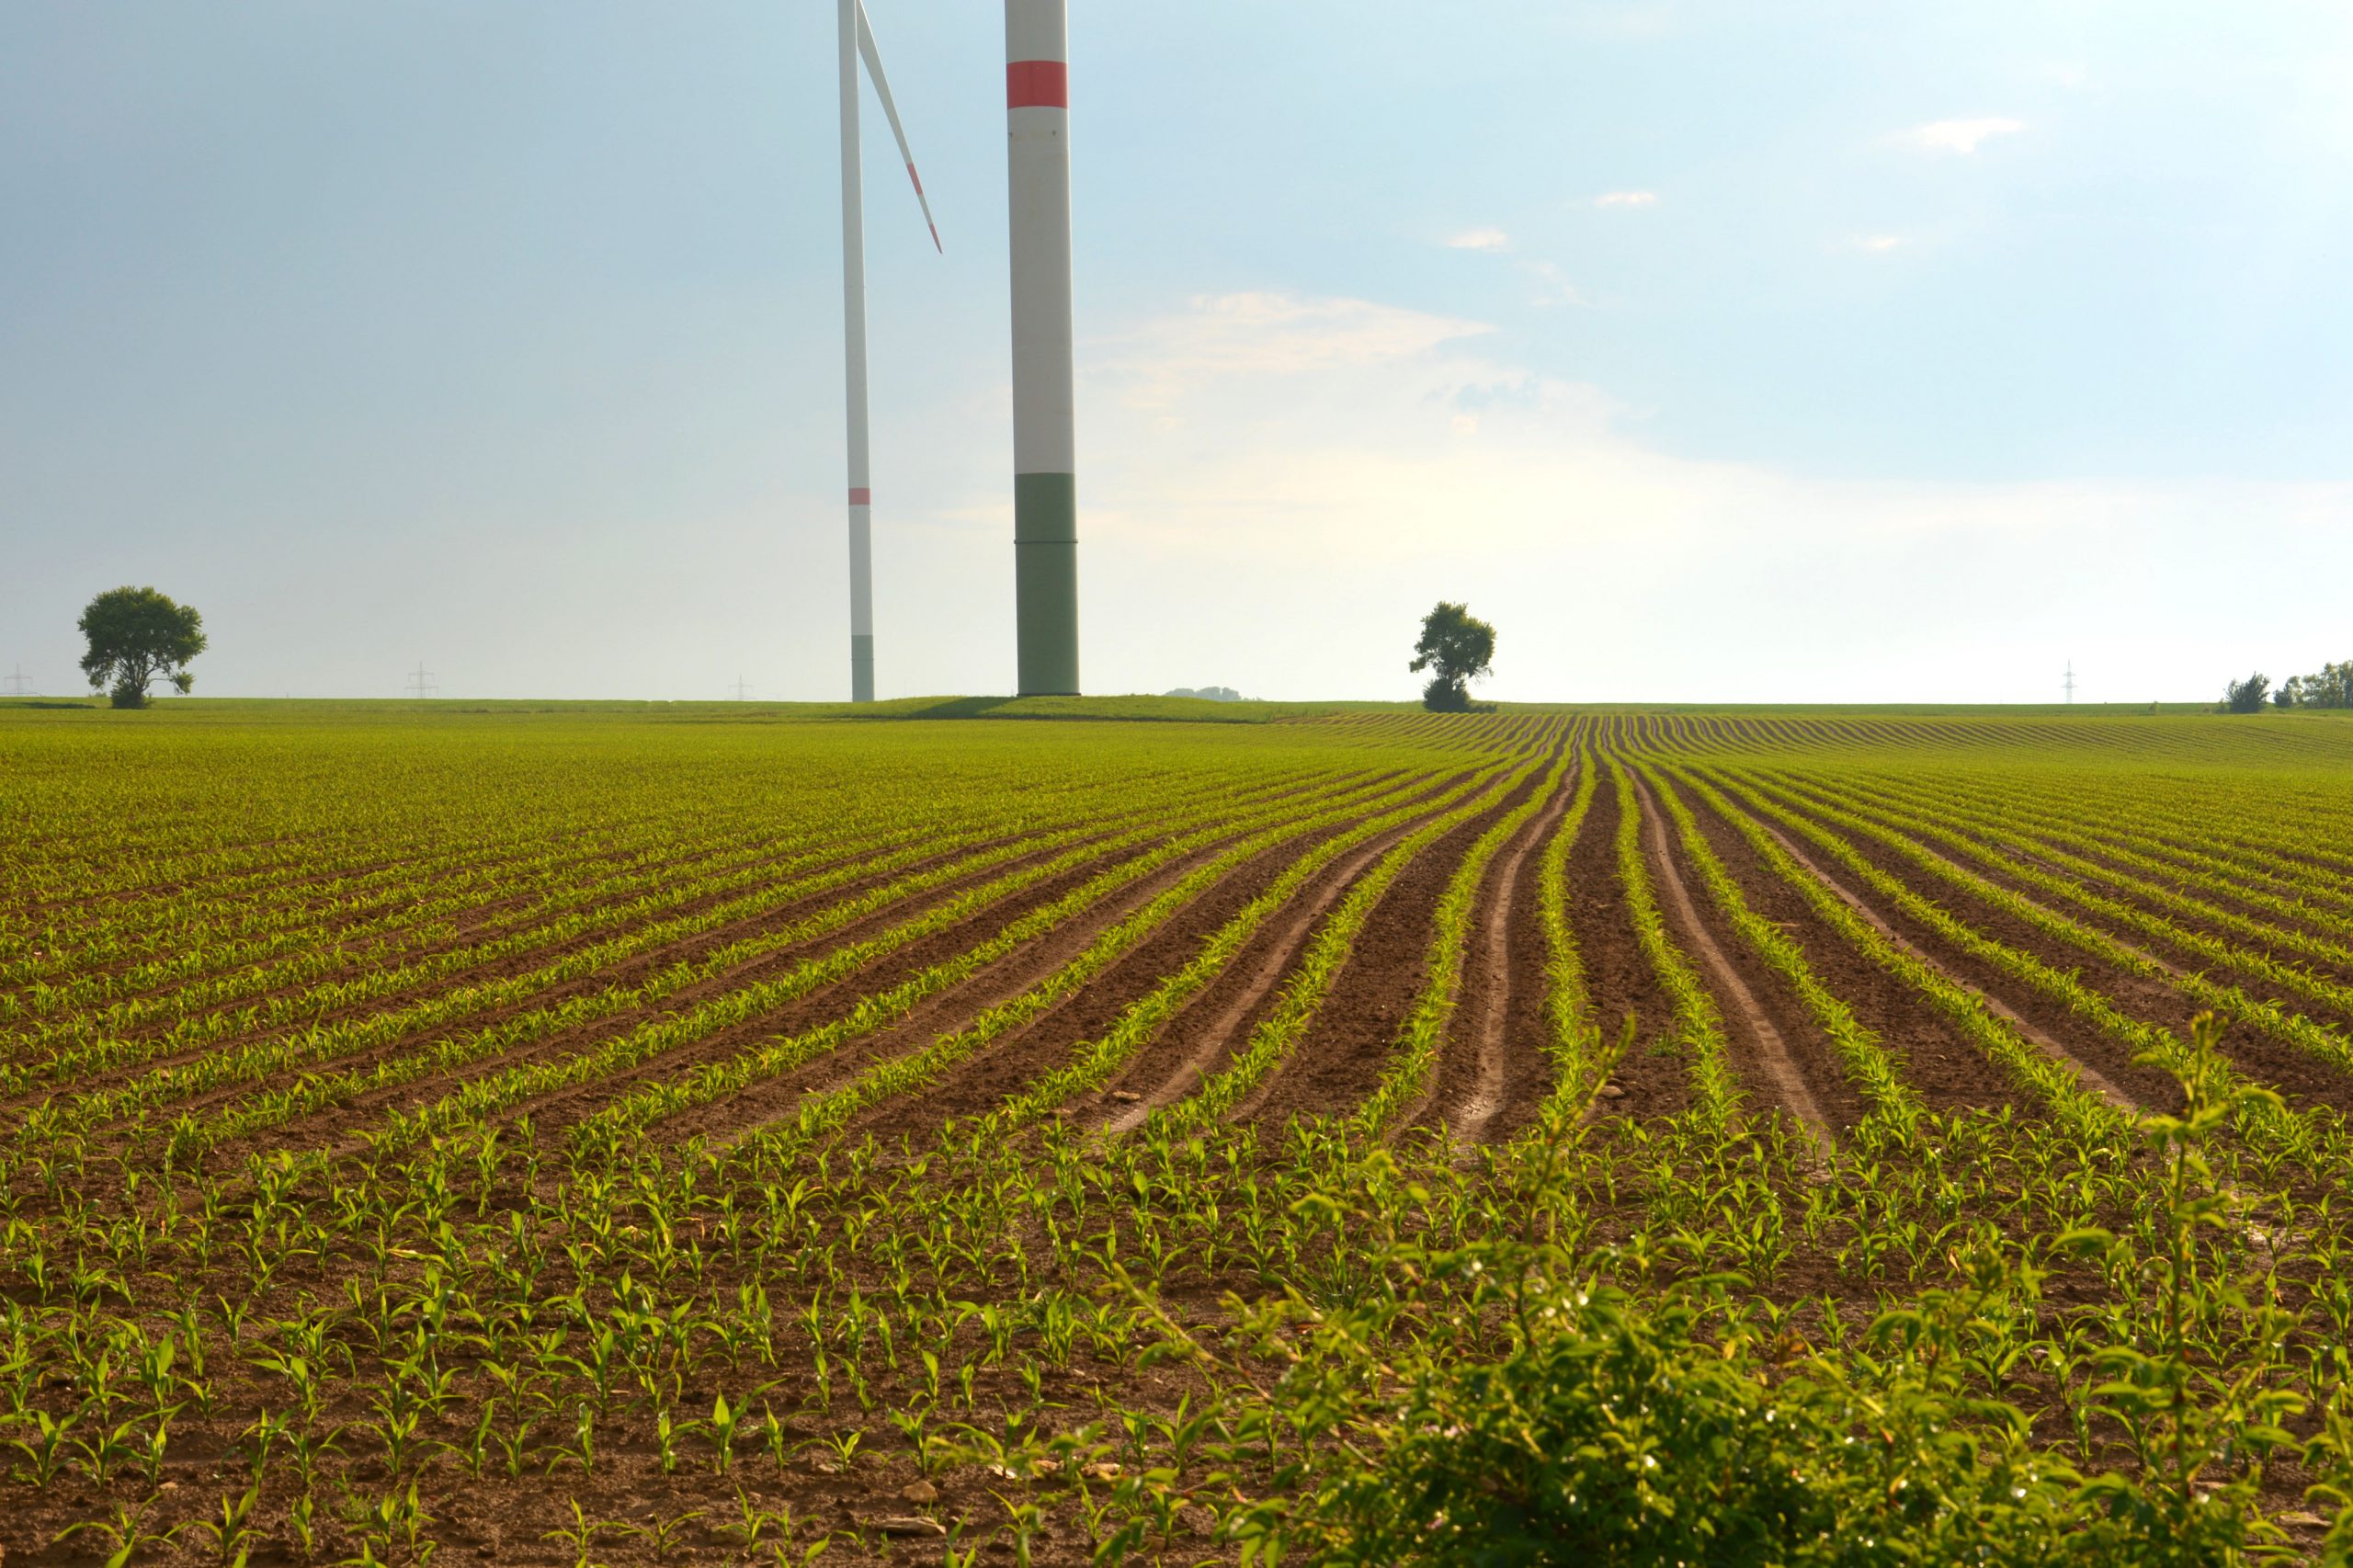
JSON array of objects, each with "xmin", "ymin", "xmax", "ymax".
[
  {"xmin": 837, "ymin": 0, "xmax": 940, "ymax": 703},
  {"xmin": 1006, "ymin": 0, "xmax": 1079, "ymax": 695},
  {"xmin": 2064, "ymin": 660, "xmax": 2075, "ymax": 705}
]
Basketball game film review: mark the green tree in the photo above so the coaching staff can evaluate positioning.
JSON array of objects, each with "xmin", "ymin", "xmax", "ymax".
[
  {"xmin": 79, "ymin": 586, "xmax": 207, "ymax": 709},
  {"xmin": 1409, "ymin": 602, "xmax": 1495, "ymax": 712},
  {"xmin": 2221, "ymin": 673, "xmax": 2270, "ymax": 714},
  {"xmin": 2287, "ymin": 659, "xmax": 2353, "ymax": 709}
]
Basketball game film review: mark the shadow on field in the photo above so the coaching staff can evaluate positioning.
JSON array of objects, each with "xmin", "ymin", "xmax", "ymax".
[{"xmin": 897, "ymin": 696, "xmax": 1017, "ymax": 720}]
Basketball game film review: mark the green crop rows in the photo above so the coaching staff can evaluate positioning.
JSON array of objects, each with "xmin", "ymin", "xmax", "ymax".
[{"xmin": 6, "ymin": 701, "xmax": 2353, "ymax": 1563}]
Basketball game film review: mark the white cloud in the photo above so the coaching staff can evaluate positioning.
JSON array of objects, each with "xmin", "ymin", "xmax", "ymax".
[
  {"xmin": 1894, "ymin": 117, "xmax": 2025, "ymax": 154},
  {"xmin": 1093, "ymin": 291, "xmax": 1492, "ymax": 411},
  {"xmin": 1444, "ymin": 226, "xmax": 1511, "ymax": 251},
  {"xmin": 1592, "ymin": 190, "xmax": 1659, "ymax": 208},
  {"xmin": 1521, "ymin": 260, "xmax": 1591, "ymax": 307},
  {"xmin": 1068, "ymin": 289, "xmax": 2353, "ymax": 703},
  {"xmin": 1854, "ymin": 233, "xmax": 1909, "ymax": 254}
]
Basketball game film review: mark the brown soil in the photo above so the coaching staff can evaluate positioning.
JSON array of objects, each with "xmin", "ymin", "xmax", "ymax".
[
  {"xmin": 1743, "ymin": 776, "xmax": 2353, "ymax": 1119},
  {"xmin": 1234, "ymin": 769, "xmax": 1543, "ymax": 1130},
  {"xmin": 1675, "ymin": 784, "xmax": 2022, "ymax": 1119},
  {"xmin": 1574, "ymin": 769, "xmax": 1690, "ymax": 1123},
  {"xmin": 1424, "ymin": 766, "xmax": 1578, "ymax": 1144},
  {"xmin": 1083, "ymin": 785, "xmax": 1477, "ymax": 1137},
  {"xmin": 835, "ymin": 814, "xmax": 1385, "ymax": 1145},
  {"xmin": 1631, "ymin": 773, "xmax": 1839, "ymax": 1150},
  {"xmin": 256, "ymin": 835, "xmax": 1188, "ymax": 1161}
]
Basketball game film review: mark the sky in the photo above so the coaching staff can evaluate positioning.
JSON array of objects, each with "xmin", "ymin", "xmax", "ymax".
[{"xmin": 3, "ymin": 1, "xmax": 2349, "ymax": 705}]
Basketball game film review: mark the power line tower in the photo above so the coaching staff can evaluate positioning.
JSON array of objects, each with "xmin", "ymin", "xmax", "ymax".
[
  {"xmin": 2, "ymin": 665, "xmax": 30, "ymax": 698},
  {"xmin": 2063, "ymin": 660, "xmax": 2076, "ymax": 705},
  {"xmin": 730, "ymin": 677, "xmax": 753, "ymax": 701},
  {"xmin": 404, "ymin": 663, "xmax": 438, "ymax": 699}
]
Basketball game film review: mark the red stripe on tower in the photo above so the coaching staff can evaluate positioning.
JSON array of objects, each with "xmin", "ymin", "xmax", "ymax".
[
  {"xmin": 848, "ymin": 487, "xmax": 872, "ymax": 506},
  {"xmin": 1006, "ymin": 60, "xmax": 1068, "ymax": 108}
]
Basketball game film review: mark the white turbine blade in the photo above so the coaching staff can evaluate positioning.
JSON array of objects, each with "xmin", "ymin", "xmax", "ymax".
[{"xmin": 855, "ymin": 2, "xmax": 942, "ymax": 252}]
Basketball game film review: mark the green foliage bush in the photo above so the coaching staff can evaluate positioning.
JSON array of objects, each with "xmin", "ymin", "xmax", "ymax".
[{"xmin": 1215, "ymin": 1025, "xmax": 2307, "ymax": 1568}]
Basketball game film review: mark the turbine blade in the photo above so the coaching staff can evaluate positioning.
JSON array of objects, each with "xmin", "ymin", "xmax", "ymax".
[{"xmin": 856, "ymin": 3, "xmax": 942, "ymax": 252}]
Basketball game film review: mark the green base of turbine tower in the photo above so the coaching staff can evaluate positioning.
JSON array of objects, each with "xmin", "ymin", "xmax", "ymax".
[
  {"xmin": 850, "ymin": 635, "xmax": 874, "ymax": 703},
  {"xmin": 1014, "ymin": 472, "xmax": 1079, "ymax": 695}
]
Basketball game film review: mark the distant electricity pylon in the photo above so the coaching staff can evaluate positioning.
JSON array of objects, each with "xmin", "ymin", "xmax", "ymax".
[
  {"xmin": 731, "ymin": 677, "xmax": 753, "ymax": 701},
  {"xmin": 405, "ymin": 663, "xmax": 438, "ymax": 699},
  {"xmin": 2063, "ymin": 661, "xmax": 2076, "ymax": 705},
  {"xmin": 3, "ymin": 665, "xmax": 30, "ymax": 698}
]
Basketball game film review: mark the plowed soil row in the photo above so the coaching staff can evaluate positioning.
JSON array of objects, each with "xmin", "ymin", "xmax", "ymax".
[
  {"xmin": 1574, "ymin": 769, "xmax": 1688, "ymax": 1122},
  {"xmin": 1421, "ymin": 765, "xmax": 1579, "ymax": 1144},
  {"xmin": 245, "ymin": 832, "xmax": 1206, "ymax": 1162},
  {"xmin": 1702, "ymin": 775, "xmax": 2183, "ymax": 1113},
  {"xmin": 826, "ymin": 808, "xmax": 1399, "ymax": 1147},
  {"xmin": 1, "ymin": 831, "xmax": 909, "ymax": 1060},
  {"xmin": 1672, "ymin": 785, "xmax": 2023, "ymax": 1119},
  {"xmin": 1634, "ymin": 774, "xmax": 1838, "ymax": 1148},
  {"xmin": 1235, "ymin": 766, "xmax": 1549, "ymax": 1130},
  {"xmin": 1088, "ymin": 780, "xmax": 1492, "ymax": 1137},
  {"xmin": 1816, "ymin": 782, "xmax": 2353, "ymax": 993},
  {"xmin": 1741, "ymin": 777, "xmax": 2353, "ymax": 1119},
  {"xmin": 23, "ymin": 826, "xmax": 1098, "ymax": 1128}
]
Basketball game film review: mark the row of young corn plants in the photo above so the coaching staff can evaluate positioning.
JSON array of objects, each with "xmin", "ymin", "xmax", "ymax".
[
  {"xmin": 0, "ymin": 812, "xmax": 968, "ymax": 1077},
  {"xmin": 182, "ymin": 830, "xmax": 1179, "ymax": 1160},
  {"xmin": 3, "ymin": 753, "xmax": 1321, "ymax": 1067},
  {"xmin": 1524, "ymin": 757, "xmax": 1605, "ymax": 1116},
  {"xmin": 1847, "ymin": 765, "xmax": 2353, "ymax": 933},
  {"xmin": 1607, "ymin": 756, "xmax": 1742, "ymax": 1125},
  {"xmin": 973, "ymin": 761, "xmax": 1517, "ymax": 1134},
  {"xmin": 0, "ymin": 813, "xmax": 935, "ymax": 1045},
  {"xmin": 1810, "ymin": 768, "xmax": 2353, "ymax": 1002},
  {"xmin": 347, "ymin": 762, "xmax": 1439, "ymax": 1153},
  {"xmin": 1695, "ymin": 767, "xmax": 2321, "ymax": 1158},
  {"xmin": 1151, "ymin": 753, "xmax": 1553, "ymax": 1131},
  {"xmin": 1348, "ymin": 747, "xmax": 1576, "ymax": 1135},
  {"xmin": 0, "ymin": 824, "xmax": 608, "ymax": 1002},
  {"xmin": 1638, "ymin": 762, "xmax": 1924, "ymax": 1128},
  {"xmin": 21, "ymin": 762, "xmax": 1353, "ymax": 1147},
  {"xmin": 1665, "ymin": 766, "xmax": 2122, "ymax": 1141},
  {"xmin": 495, "ymin": 766, "xmax": 1450, "ymax": 1158},
  {"xmin": 170, "ymin": 767, "xmax": 1421, "ymax": 1161},
  {"xmin": 1744, "ymin": 767, "xmax": 2353, "ymax": 1092},
  {"xmin": 0, "ymin": 779, "xmax": 854, "ymax": 1015},
  {"xmin": 16, "ymin": 822, "xmax": 1095, "ymax": 1149},
  {"xmin": 716, "ymin": 804, "xmax": 1409, "ymax": 1165},
  {"xmin": 2, "ymin": 725, "xmax": 1360, "ymax": 1058}
]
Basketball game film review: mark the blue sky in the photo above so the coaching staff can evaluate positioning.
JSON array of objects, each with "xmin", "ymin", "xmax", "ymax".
[{"xmin": 3, "ymin": 1, "xmax": 2348, "ymax": 703}]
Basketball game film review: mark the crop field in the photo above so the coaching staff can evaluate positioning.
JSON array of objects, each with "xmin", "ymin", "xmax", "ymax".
[{"xmin": 11, "ymin": 700, "xmax": 2353, "ymax": 1564}]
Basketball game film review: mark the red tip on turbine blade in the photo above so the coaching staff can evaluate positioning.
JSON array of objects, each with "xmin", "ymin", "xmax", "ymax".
[
  {"xmin": 1006, "ymin": 60, "xmax": 1068, "ymax": 108},
  {"xmin": 848, "ymin": 487, "xmax": 872, "ymax": 506},
  {"xmin": 927, "ymin": 222, "xmax": 942, "ymax": 253},
  {"xmin": 906, "ymin": 163, "xmax": 925, "ymax": 197}
]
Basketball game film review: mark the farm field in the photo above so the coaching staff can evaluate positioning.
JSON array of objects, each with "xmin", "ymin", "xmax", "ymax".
[{"xmin": 9, "ymin": 701, "xmax": 2353, "ymax": 1563}]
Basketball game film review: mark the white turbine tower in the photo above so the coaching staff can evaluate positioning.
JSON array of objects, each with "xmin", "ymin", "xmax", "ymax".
[
  {"xmin": 1006, "ymin": 0, "xmax": 1078, "ymax": 695},
  {"xmin": 839, "ymin": 0, "xmax": 940, "ymax": 703}
]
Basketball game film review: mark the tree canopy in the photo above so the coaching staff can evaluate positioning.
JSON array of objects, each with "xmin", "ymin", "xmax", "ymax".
[
  {"xmin": 2276, "ymin": 661, "xmax": 2353, "ymax": 710},
  {"xmin": 79, "ymin": 586, "xmax": 207, "ymax": 709},
  {"xmin": 1409, "ymin": 602, "xmax": 1495, "ymax": 712},
  {"xmin": 2222, "ymin": 673, "xmax": 2271, "ymax": 714}
]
